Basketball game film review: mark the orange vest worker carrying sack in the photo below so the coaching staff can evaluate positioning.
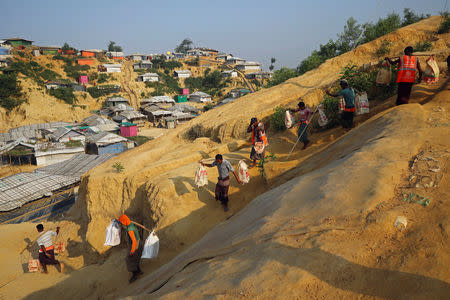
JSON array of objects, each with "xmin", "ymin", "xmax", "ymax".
[{"xmin": 397, "ymin": 55, "xmax": 417, "ymax": 83}]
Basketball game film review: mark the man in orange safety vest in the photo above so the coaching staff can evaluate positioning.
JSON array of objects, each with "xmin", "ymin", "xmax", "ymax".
[{"xmin": 386, "ymin": 46, "xmax": 423, "ymax": 105}]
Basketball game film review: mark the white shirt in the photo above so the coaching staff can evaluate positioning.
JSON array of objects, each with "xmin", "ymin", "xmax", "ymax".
[{"xmin": 37, "ymin": 231, "xmax": 56, "ymax": 250}]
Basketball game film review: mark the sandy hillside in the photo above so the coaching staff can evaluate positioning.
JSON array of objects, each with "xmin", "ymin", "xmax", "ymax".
[{"xmin": 0, "ymin": 16, "xmax": 448, "ymax": 300}]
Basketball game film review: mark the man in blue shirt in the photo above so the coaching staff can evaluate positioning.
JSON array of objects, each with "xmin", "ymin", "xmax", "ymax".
[
  {"xmin": 326, "ymin": 79, "xmax": 356, "ymax": 129},
  {"xmin": 201, "ymin": 154, "xmax": 241, "ymax": 212}
]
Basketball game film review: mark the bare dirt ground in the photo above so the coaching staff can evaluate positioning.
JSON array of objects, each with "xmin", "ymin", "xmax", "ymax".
[{"xmin": 0, "ymin": 16, "xmax": 448, "ymax": 300}]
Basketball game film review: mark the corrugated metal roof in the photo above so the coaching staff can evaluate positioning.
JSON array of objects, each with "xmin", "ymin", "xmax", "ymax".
[
  {"xmin": 146, "ymin": 96, "xmax": 175, "ymax": 103},
  {"xmin": 35, "ymin": 154, "xmax": 114, "ymax": 178},
  {"xmin": 0, "ymin": 154, "xmax": 115, "ymax": 211},
  {"xmin": 87, "ymin": 132, "xmax": 127, "ymax": 145},
  {"xmin": 0, "ymin": 173, "xmax": 79, "ymax": 212},
  {"xmin": 190, "ymin": 91, "xmax": 211, "ymax": 97}
]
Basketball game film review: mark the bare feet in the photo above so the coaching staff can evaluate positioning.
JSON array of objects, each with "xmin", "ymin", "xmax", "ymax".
[
  {"xmin": 302, "ymin": 141, "xmax": 311, "ymax": 150},
  {"xmin": 59, "ymin": 262, "xmax": 65, "ymax": 273}
]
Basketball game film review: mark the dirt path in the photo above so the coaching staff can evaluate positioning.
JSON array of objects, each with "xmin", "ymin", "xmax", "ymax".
[{"xmin": 119, "ymin": 60, "xmax": 140, "ymax": 108}]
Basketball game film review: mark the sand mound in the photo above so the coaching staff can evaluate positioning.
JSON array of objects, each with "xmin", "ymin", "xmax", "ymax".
[
  {"xmin": 0, "ymin": 16, "xmax": 448, "ymax": 299},
  {"xmin": 125, "ymin": 89, "xmax": 450, "ymax": 299}
]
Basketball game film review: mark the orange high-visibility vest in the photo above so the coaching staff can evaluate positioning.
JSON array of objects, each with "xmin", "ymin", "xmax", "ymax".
[
  {"xmin": 397, "ymin": 55, "xmax": 417, "ymax": 83},
  {"xmin": 252, "ymin": 125, "xmax": 268, "ymax": 146}
]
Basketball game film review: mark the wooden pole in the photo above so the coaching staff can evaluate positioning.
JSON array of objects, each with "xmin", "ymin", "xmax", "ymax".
[{"xmin": 131, "ymin": 221, "xmax": 152, "ymax": 232}]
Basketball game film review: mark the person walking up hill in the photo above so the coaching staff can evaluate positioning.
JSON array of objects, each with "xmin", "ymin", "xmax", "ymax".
[
  {"xmin": 386, "ymin": 46, "xmax": 423, "ymax": 105},
  {"xmin": 201, "ymin": 154, "xmax": 241, "ymax": 212}
]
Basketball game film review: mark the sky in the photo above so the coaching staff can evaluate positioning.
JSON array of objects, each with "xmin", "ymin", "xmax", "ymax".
[{"xmin": 0, "ymin": 0, "xmax": 447, "ymax": 69}]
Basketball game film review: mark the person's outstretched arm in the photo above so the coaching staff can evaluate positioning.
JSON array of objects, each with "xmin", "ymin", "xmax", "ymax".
[{"xmin": 200, "ymin": 161, "xmax": 213, "ymax": 168}]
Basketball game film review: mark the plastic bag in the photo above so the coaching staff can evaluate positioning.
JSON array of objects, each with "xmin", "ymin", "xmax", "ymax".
[
  {"xmin": 317, "ymin": 104, "xmax": 328, "ymax": 127},
  {"xmin": 338, "ymin": 97, "xmax": 345, "ymax": 113},
  {"xmin": 104, "ymin": 219, "xmax": 121, "ymax": 246},
  {"xmin": 254, "ymin": 142, "xmax": 265, "ymax": 154},
  {"xmin": 195, "ymin": 164, "xmax": 208, "ymax": 187},
  {"xmin": 376, "ymin": 60, "xmax": 392, "ymax": 85},
  {"xmin": 28, "ymin": 259, "xmax": 40, "ymax": 272},
  {"xmin": 285, "ymin": 110, "xmax": 294, "ymax": 129},
  {"xmin": 423, "ymin": 56, "xmax": 439, "ymax": 84},
  {"xmin": 355, "ymin": 92, "xmax": 369, "ymax": 115},
  {"xmin": 237, "ymin": 160, "xmax": 250, "ymax": 184},
  {"xmin": 141, "ymin": 230, "xmax": 159, "ymax": 259}
]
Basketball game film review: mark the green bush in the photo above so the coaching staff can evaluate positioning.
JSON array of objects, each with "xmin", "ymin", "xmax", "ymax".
[
  {"xmin": 49, "ymin": 87, "xmax": 77, "ymax": 104},
  {"xmin": 437, "ymin": 14, "xmax": 450, "ymax": 33},
  {"xmin": 128, "ymin": 136, "xmax": 152, "ymax": 146},
  {"xmin": 0, "ymin": 73, "xmax": 26, "ymax": 111},
  {"xmin": 268, "ymin": 67, "xmax": 298, "ymax": 86},
  {"xmin": 270, "ymin": 107, "xmax": 286, "ymax": 131},
  {"xmin": 339, "ymin": 63, "xmax": 375, "ymax": 93},
  {"xmin": 376, "ymin": 40, "xmax": 392, "ymax": 56},
  {"xmin": 322, "ymin": 95, "xmax": 340, "ymax": 128},
  {"xmin": 7, "ymin": 60, "xmax": 61, "ymax": 86},
  {"xmin": 97, "ymin": 73, "xmax": 109, "ymax": 83},
  {"xmin": 87, "ymin": 85, "xmax": 119, "ymax": 98},
  {"xmin": 414, "ymin": 41, "xmax": 433, "ymax": 52}
]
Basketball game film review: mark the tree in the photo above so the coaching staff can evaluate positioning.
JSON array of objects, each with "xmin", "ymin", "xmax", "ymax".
[
  {"xmin": 296, "ymin": 51, "xmax": 323, "ymax": 75},
  {"xmin": 268, "ymin": 67, "xmax": 297, "ymax": 87},
  {"xmin": 62, "ymin": 42, "xmax": 75, "ymax": 51},
  {"xmin": 175, "ymin": 38, "xmax": 193, "ymax": 54},
  {"xmin": 402, "ymin": 8, "xmax": 427, "ymax": 26},
  {"xmin": 336, "ymin": 17, "xmax": 363, "ymax": 54},
  {"xmin": 108, "ymin": 41, "xmax": 122, "ymax": 52},
  {"xmin": 269, "ymin": 57, "xmax": 276, "ymax": 71},
  {"xmin": 362, "ymin": 13, "xmax": 401, "ymax": 43}
]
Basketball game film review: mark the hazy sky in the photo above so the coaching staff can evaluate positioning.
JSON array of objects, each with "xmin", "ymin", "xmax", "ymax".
[{"xmin": 0, "ymin": 0, "xmax": 447, "ymax": 69}]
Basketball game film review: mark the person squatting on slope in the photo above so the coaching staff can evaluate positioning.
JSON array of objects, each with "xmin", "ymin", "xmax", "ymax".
[
  {"xmin": 290, "ymin": 101, "xmax": 313, "ymax": 149},
  {"xmin": 385, "ymin": 46, "xmax": 423, "ymax": 106},
  {"xmin": 118, "ymin": 214, "xmax": 144, "ymax": 283},
  {"xmin": 201, "ymin": 154, "xmax": 241, "ymax": 212},
  {"xmin": 36, "ymin": 224, "xmax": 64, "ymax": 274},
  {"xmin": 247, "ymin": 117, "xmax": 268, "ymax": 167},
  {"xmin": 326, "ymin": 79, "xmax": 356, "ymax": 129}
]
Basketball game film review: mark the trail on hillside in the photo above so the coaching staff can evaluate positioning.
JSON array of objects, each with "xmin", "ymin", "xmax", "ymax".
[{"xmin": 0, "ymin": 16, "xmax": 449, "ymax": 300}]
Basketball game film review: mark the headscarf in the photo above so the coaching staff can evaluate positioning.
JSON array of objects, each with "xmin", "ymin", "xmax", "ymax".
[{"xmin": 118, "ymin": 214, "xmax": 131, "ymax": 226}]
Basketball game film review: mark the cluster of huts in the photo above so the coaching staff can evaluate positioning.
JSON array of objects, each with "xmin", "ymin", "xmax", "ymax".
[{"xmin": 0, "ymin": 115, "xmax": 136, "ymax": 167}]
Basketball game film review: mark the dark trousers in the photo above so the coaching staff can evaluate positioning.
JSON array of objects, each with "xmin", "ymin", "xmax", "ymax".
[
  {"xmin": 38, "ymin": 249, "xmax": 59, "ymax": 271},
  {"xmin": 126, "ymin": 241, "xmax": 144, "ymax": 273},
  {"xmin": 215, "ymin": 177, "xmax": 230, "ymax": 206},
  {"xmin": 341, "ymin": 111, "xmax": 354, "ymax": 128},
  {"xmin": 297, "ymin": 122, "xmax": 309, "ymax": 143},
  {"xmin": 396, "ymin": 82, "xmax": 413, "ymax": 105}
]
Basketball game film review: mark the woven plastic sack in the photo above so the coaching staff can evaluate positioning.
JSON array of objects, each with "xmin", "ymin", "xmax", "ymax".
[
  {"xmin": 54, "ymin": 241, "xmax": 65, "ymax": 254},
  {"xmin": 104, "ymin": 219, "xmax": 121, "ymax": 246},
  {"xmin": 355, "ymin": 92, "xmax": 370, "ymax": 115},
  {"xmin": 317, "ymin": 104, "xmax": 328, "ymax": 127},
  {"xmin": 28, "ymin": 259, "xmax": 40, "ymax": 272},
  {"xmin": 376, "ymin": 60, "xmax": 392, "ymax": 85},
  {"xmin": 141, "ymin": 231, "xmax": 159, "ymax": 259},
  {"xmin": 254, "ymin": 142, "xmax": 265, "ymax": 154},
  {"xmin": 285, "ymin": 110, "xmax": 294, "ymax": 129},
  {"xmin": 195, "ymin": 164, "xmax": 208, "ymax": 187},
  {"xmin": 423, "ymin": 56, "xmax": 439, "ymax": 84},
  {"xmin": 238, "ymin": 160, "xmax": 250, "ymax": 184}
]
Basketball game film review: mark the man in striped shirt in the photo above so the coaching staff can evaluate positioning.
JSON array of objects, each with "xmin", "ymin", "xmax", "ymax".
[{"xmin": 36, "ymin": 224, "xmax": 64, "ymax": 274}]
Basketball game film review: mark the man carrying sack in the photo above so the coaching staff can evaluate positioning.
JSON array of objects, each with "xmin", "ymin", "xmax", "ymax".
[
  {"xmin": 118, "ymin": 214, "xmax": 144, "ymax": 283},
  {"xmin": 386, "ymin": 46, "xmax": 423, "ymax": 105},
  {"xmin": 36, "ymin": 224, "xmax": 64, "ymax": 274},
  {"xmin": 201, "ymin": 154, "xmax": 241, "ymax": 212}
]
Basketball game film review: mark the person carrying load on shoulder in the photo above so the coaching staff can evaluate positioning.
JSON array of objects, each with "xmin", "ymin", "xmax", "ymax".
[
  {"xmin": 385, "ymin": 46, "xmax": 423, "ymax": 105},
  {"xmin": 289, "ymin": 101, "xmax": 313, "ymax": 150},
  {"xmin": 247, "ymin": 117, "xmax": 268, "ymax": 167},
  {"xmin": 326, "ymin": 79, "xmax": 356, "ymax": 130},
  {"xmin": 201, "ymin": 154, "xmax": 241, "ymax": 212},
  {"xmin": 36, "ymin": 224, "xmax": 64, "ymax": 274},
  {"xmin": 117, "ymin": 214, "xmax": 144, "ymax": 283}
]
